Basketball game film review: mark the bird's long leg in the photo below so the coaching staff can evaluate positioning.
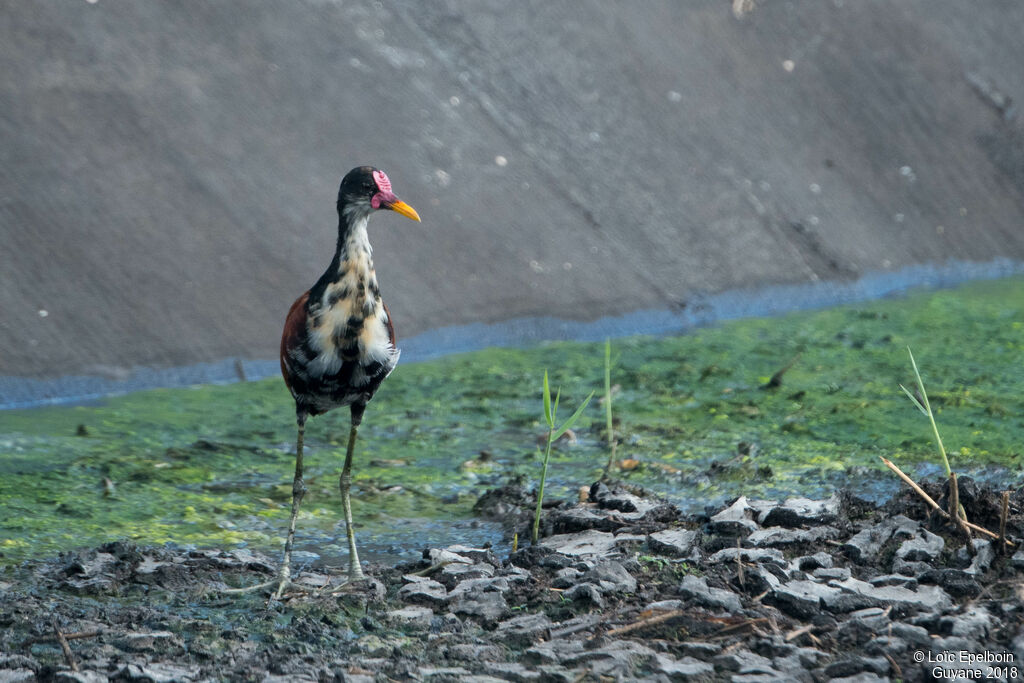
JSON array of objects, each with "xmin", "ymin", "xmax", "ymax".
[
  {"xmin": 224, "ymin": 415, "xmax": 308, "ymax": 597},
  {"xmin": 274, "ymin": 415, "xmax": 308, "ymax": 598},
  {"xmin": 339, "ymin": 416, "xmax": 364, "ymax": 581}
]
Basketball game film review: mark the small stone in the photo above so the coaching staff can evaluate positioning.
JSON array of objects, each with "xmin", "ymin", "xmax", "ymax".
[
  {"xmin": 551, "ymin": 506, "xmax": 619, "ymax": 532},
  {"xmin": 826, "ymin": 577, "xmax": 953, "ymax": 612},
  {"xmin": 590, "ymin": 482, "xmax": 651, "ymax": 514},
  {"xmin": 443, "ymin": 544, "xmax": 499, "ymax": 565},
  {"xmin": 397, "ymin": 578, "xmax": 448, "ymax": 606},
  {"xmin": 525, "ymin": 638, "xmax": 586, "ymax": 665},
  {"xmin": 552, "ymin": 567, "xmax": 583, "ymax": 588},
  {"xmin": 793, "ymin": 552, "xmax": 834, "ymax": 571},
  {"xmin": 895, "ymin": 529, "xmax": 944, "ymax": 562},
  {"xmin": 542, "ymin": 530, "xmax": 618, "ymax": 557},
  {"xmin": 651, "ymin": 654, "xmax": 715, "ymax": 678},
  {"xmin": 385, "ymin": 606, "xmax": 434, "ymax": 629},
  {"xmin": 499, "ymin": 564, "xmax": 531, "ymax": 582},
  {"xmin": 865, "ymin": 635, "xmax": 909, "ymax": 655},
  {"xmin": 888, "ymin": 622, "xmax": 931, "ymax": 647},
  {"xmin": 114, "ymin": 630, "xmax": 180, "ymax": 653},
  {"xmin": 713, "ymin": 649, "xmax": 775, "ymax": 674},
  {"xmin": 495, "ymin": 613, "xmax": 553, "ymax": 647},
  {"xmin": 440, "ymin": 562, "xmax": 495, "ymax": 583},
  {"xmin": 564, "ymin": 582, "xmax": 604, "ymax": 607},
  {"xmin": 708, "ymin": 496, "xmax": 760, "ymax": 534},
  {"xmin": 561, "ymin": 639, "xmax": 657, "ymax": 675},
  {"xmin": 961, "ymin": 539, "xmax": 995, "ymax": 575},
  {"xmin": 945, "ymin": 606, "xmax": 993, "ymax": 640},
  {"xmin": 536, "ymin": 552, "xmax": 573, "ymax": 569},
  {"xmin": 1011, "ymin": 550, "xmax": 1024, "ymax": 569},
  {"xmin": 824, "ymin": 656, "xmax": 889, "ymax": 677},
  {"xmin": 648, "ymin": 528, "xmax": 699, "ymax": 556},
  {"xmin": 55, "ymin": 672, "xmax": 108, "ymax": 683},
  {"xmin": 709, "ymin": 547, "xmax": 787, "ymax": 568},
  {"xmin": 751, "ymin": 525, "xmax": 840, "ymax": 547},
  {"xmin": 549, "ymin": 613, "xmax": 603, "ymax": 639},
  {"xmin": 848, "ymin": 607, "xmax": 890, "ymax": 630},
  {"xmin": 795, "ymin": 647, "xmax": 830, "ymax": 668},
  {"xmin": 679, "ymin": 574, "xmax": 743, "ymax": 612},
  {"xmin": 772, "ymin": 652, "xmax": 813, "ymax": 678},
  {"xmin": 581, "ymin": 560, "xmax": 636, "ymax": 593},
  {"xmin": 677, "ymin": 641, "xmax": 721, "ymax": 659},
  {"xmin": 744, "ymin": 565, "xmax": 783, "ymax": 593},
  {"xmin": 447, "ymin": 576, "xmax": 511, "ymax": 599},
  {"xmin": 929, "ymin": 635, "xmax": 974, "ymax": 653},
  {"xmin": 613, "ymin": 531, "xmax": 648, "ymax": 548},
  {"xmin": 771, "ymin": 580, "xmax": 841, "ymax": 619},
  {"xmin": 759, "ymin": 495, "xmax": 840, "ymax": 526},
  {"xmin": 0, "ymin": 672, "xmax": 37, "ymax": 683},
  {"xmin": 813, "ymin": 567, "xmax": 851, "ymax": 581},
  {"xmin": 535, "ymin": 666, "xmax": 575, "ymax": 683},
  {"xmin": 481, "ymin": 663, "xmax": 544, "ymax": 683},
  {"xmin": 450, "ymin": 590, "xmax": 508, "ymax": 621},
  {"xmin": 892, "ymin": 557, "xmax": 932, "ymax": 576},
  {"xmin": 417, "ymin": 666, "xmax": 472, "ymax": 679},
  {"xmin": 869, "ymin": 574, "xmax": 917, "ymax": 589},
  {"xmin": 842, "ymin": 515, "xmax": 916, "ymax": 562},
  {"xmin": 917, "ymin": 568, "xmax": 981, "ymax": 598},
  {"xmin": 113, "ymin": 663, "xmax": 201, "ymax": 682},
  {"xmin": 424, "ymin": 548, "xmax": 474, "ymax": 566},
  {"xmin": 482, "ymin": 662, "xmax": 542, "ymax": 682}
]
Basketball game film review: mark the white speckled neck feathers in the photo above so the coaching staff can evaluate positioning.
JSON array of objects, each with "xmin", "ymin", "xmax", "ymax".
[{"xmin": 288, "ymin": 210, "xmax": 398, "ymax": 415}]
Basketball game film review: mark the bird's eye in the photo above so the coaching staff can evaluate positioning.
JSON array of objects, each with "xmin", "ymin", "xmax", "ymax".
[{"xmin": 363, "ymin": 183, "xmax": 375, "ymax": 192}]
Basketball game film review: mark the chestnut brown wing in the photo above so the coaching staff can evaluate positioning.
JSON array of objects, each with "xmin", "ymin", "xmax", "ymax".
[{"xmin": 279, "ymin": 291, "xmax": 310, "ymax": 399}]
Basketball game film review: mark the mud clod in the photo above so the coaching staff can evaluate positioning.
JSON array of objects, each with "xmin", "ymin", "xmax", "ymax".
[{"xmin": 2, "ymin": 480, "xmax": 1024, "ymax": 681}]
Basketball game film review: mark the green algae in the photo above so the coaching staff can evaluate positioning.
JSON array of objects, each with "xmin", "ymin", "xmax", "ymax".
[{"xmin": 2, "ymin": 277, "xmax": 1024, "ymax": 566}]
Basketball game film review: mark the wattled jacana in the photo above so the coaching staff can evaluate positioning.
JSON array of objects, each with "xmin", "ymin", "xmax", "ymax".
[{"xmin": 271, "ymin": 166, "xmax": 420, "ymax": 598}]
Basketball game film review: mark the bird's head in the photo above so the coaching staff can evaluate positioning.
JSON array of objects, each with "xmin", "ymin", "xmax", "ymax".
[{"xmin": 337, "ymin": 166, "xmax": 421, "ymax": 223}]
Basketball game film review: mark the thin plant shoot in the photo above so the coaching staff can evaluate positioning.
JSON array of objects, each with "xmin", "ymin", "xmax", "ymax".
[
  {"xmin": 602, "ymin": 338, "xmax": 619, "ymax": 478},
  {"xmin": 898, "ymin": 346, "xmax": 967, "ymax": 521},
  {"xmin": 532, "ymin": 370, "xmax": 593, "ymax": 545}
]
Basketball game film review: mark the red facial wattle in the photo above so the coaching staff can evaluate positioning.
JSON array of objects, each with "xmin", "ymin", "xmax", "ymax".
[
  {"xmin": 370, "ymin": 170, "xmax": 393, "ymax": 209},
  {"xmin": 371, "ymin": 169, "xmax": 421, "ymax": 222}
]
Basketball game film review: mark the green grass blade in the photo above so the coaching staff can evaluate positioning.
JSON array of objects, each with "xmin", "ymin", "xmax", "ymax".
[
  {"xmin": 542, "ymin": 370, "xmax": 552, "ymax": 428},
  {"xmin": 605, "ymin": 339, "xmax": 615, "ymax": 460},
  {"xmin": 907, "ymin": 347, "xmax": 933, "ymax": 415},
  {"xmin": 532, "ymin": 430, "xmax": 554, "ymax": 545},
  {"xmin": 904, "ymin": 346, "xmax": 952, "ymax": 478},
  {"xmin": 552, "ymin": 391, "xmax": 594, "ymax": 441},
  {"xmin": 899, "ymin": 384, "xmax": 928, "ymax": 415}
]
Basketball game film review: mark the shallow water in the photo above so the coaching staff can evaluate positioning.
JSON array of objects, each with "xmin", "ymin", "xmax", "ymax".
[
  {"xmin": 4, "ymin": 258, "xmax": 1024, "ymax": 410},
  {"xmin": 2, "ymin": 276, "xmax": 1024, "ymax": 567}
]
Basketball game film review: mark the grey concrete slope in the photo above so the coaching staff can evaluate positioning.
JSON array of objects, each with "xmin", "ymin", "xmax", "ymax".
[{"xmin": 1, "ymin": 1, "xmax": 1022, "ymax": 379}]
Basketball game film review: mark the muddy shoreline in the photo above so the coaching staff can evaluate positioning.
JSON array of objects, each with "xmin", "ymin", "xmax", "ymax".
[{"xmin": 3, "ymin": 478, "xmax": 1024, "ymax": 682}]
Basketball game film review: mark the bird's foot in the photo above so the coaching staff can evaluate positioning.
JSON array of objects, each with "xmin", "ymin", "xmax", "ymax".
[
  {"xmin": 324, "ymin": 568, "xmax": 368, "ymax": 596},
  {"xmin": 222, "ymin": 567, "xmax": 314, "ymax": 601}
]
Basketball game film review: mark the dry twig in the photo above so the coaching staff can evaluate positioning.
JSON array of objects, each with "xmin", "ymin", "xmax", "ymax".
[
  {"xmin": 22, "ymin": 629, "xmax": 104, "ymax": 646},
  {"xmin": 602, "ymin": 609, "xmax": 685, "ymax": 638},
  {"xmin": 949, "ymin": 473, "xmax": 972, "ymax": 545},
  {"xmin": 785, "ymin": 624, "xmax": 814, "ymax": 642},
  {"xmin": 51, "ymin": 617, "xmax": 79, "ymax": 673},
  {"xmin": 1000, "ymin": 491, "xmax": 1011, "ymax": 553},
  {"xmin": 879, "ymin": 457, "xmax": 1012, "ymax": 545}
]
